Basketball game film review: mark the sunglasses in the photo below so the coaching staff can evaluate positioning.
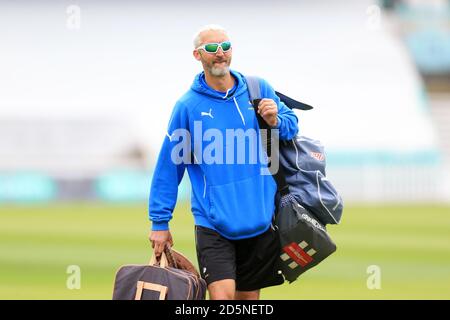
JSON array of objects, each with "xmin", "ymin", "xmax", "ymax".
[{"xmin": 196, "ymin": 41, "xmax": 232, "ymax": 54}]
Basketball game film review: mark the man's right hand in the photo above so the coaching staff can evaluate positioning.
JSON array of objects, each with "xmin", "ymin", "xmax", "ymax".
[{"xmin": 149, "ymin": 230, "xmax": 173, "ymax": 257}]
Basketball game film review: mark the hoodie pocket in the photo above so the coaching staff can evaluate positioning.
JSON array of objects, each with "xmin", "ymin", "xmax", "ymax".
[{"xmin": 208, "ymin": 174, "xmax": 276, "ymax": 239}]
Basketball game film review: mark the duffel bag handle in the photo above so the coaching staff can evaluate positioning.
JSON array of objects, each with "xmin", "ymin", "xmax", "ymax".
[
  {"xmin": 149, "ymin": 250, "xmax": 168, "ymax": 268},
  {"xmin": 163, "ymin": 246, "xmax": 178, "ymax": 269}
]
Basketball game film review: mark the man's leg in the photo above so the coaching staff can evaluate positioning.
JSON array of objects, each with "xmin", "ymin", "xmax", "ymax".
[
  {"xmin": 234, "ymin": 225, "xmax": 284, "ymax": 297},
  {"xmin": 208, "ymin": 279, "xmax": 235, "ymax": 300},
  {"xmin": 235, "ymin": 289, "xmax": 260, "ymax": 300},
  {"xmin": 195, "ymin": 226, "xmax": 237, "ymax": 300}
]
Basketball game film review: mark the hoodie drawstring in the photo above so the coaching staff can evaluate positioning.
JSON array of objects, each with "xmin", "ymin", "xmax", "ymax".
[
  {"xmin": 233, "ymin": 97, "xmax": 246, "ymax": 126},
  {"xmin": 222, "ymin": 88, "xmax": 231, "ymax": 99},
  {"xmin": 219, "ymin": 81, "xmax": 245, "ymax": 126}
]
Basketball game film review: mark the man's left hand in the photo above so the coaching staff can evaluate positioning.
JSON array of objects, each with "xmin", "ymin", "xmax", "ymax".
[{"xmin": 257, "ymin": 98, "xmax": 278, "ymax": 127}]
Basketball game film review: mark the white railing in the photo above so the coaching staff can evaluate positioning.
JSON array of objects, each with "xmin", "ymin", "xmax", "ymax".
[{"xmin": 328, "ymin": 164, "xmax": 448, "ymax": 203}]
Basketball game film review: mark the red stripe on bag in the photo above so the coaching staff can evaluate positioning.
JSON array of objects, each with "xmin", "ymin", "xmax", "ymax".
[{"xmin": 283, "ymin": 242, "xmax": 314, "ymax": 267}]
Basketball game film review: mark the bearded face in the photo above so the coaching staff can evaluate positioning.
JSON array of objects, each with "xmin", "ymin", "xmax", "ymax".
[
  {"xmin": 194, "ymin": 30, "xmax": 233, "ymax": 78},
  {"xmin": 203, "ymin": 54, "xmax": 232, "ymax": 77}
]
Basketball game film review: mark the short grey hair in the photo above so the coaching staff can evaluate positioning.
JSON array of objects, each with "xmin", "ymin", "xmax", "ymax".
[{"xmin": 193, "ymin": 24, "xmax": 229, "ymax": 48}]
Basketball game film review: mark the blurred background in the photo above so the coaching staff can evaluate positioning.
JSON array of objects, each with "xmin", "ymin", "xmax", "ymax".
[{"xmin": 1, "ymin": 0, "xmax": 449, "ymax": 299}]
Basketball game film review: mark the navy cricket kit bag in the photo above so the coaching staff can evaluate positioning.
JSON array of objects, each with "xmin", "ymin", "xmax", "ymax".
[{"xmin": 246, "ymin": 76, "xmax": 343, "ymax": 283}]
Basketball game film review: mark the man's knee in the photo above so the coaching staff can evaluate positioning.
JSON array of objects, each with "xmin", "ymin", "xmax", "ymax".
[
  {"xmin": 208, "ymin": 279, "xmax": 235, "ymax": 300},
  {"xmin": 235, "ymin": 290, "xmax": 260, "ymax": 300}
]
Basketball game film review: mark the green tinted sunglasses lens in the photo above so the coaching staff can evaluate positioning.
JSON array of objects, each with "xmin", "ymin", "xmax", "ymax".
[
  {"xmin": 221, "ymin": 41, "xmax": 231, "ymax": 51},
  {"xmin": 204, "ymin": 43, "xmax": 219, "ymax": 53}
]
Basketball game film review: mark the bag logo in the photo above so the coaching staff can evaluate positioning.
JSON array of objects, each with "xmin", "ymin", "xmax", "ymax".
[
  {"xmin": 310, "ymin": 152, "xmax": 324, "ymax": 161},
  {"xmin": 301, "ymin": 213, "xmax": 326, "ymax": 232},
  {"xmin": 281, "ymin": 241, "xmax": 316, "ymax": 269}
]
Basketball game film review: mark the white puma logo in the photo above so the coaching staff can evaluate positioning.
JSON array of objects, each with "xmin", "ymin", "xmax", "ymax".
[
  {"xmin": 166, "ymin": 131, "xmax": 174, "ymax": 141},
  {"xmin": 201, "ymin": 108, "xmax": 214, "ymax": 119}
]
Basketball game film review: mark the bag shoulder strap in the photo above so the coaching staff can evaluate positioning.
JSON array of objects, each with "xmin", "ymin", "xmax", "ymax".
[
  {"xmin": 246, "ymin": 76, "xmax": 313, "ymax": 111},
  {"xmin": 245, "ymin": 75, "xmax": 262, "ymax": 101},
  {"xmin": 245, "ymin": 75, "xmax": 290, "ymax": 196}
]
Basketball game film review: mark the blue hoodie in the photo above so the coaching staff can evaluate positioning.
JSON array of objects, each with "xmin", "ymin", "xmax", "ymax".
[{"xmin": 149, "ymin": 70, "xmax": 299, "ymax": 240}]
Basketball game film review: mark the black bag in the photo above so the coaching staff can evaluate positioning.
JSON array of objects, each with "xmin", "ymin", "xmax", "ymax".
[
  {"xmin": 274, "ymin": 194, "xmax": 336, "ymax": 282},
  {"xmin": 246, "ymin": 75, "xmax": 338, "ymax": 283},
  {"xmin": 112, "ymin": 247, "xmax": 207, "ymax": 300}
]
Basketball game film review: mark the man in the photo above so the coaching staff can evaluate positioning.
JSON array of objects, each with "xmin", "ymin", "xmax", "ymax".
[{"xmin": 148, "ymin": 25, "xmax": 299, "ymax": 300}]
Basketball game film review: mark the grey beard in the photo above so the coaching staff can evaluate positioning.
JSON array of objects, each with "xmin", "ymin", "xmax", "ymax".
[{"xmin": 209, "ymin": 65, "xmax": 229, "ymax": 77}]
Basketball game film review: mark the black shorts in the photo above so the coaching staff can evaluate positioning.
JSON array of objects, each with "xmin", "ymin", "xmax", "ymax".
[{"xmin": 195, "ymin": 224, "xmax": 284, "ymax": 291}]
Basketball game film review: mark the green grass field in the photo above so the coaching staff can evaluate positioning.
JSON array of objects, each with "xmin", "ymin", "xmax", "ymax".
[{"xmin": 1, "ymin": 202, "xmax": 449, "ymax": 299}]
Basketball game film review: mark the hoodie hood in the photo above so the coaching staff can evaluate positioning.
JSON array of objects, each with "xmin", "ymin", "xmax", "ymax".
[{"xmin": 190, "ymin": 69, "xmax": 249, "ymax": 101}]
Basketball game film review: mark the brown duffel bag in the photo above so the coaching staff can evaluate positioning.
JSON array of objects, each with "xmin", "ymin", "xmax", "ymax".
[{"xmin": 112, "ymin": 247, "xmax": 207, "ymax": 300}]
